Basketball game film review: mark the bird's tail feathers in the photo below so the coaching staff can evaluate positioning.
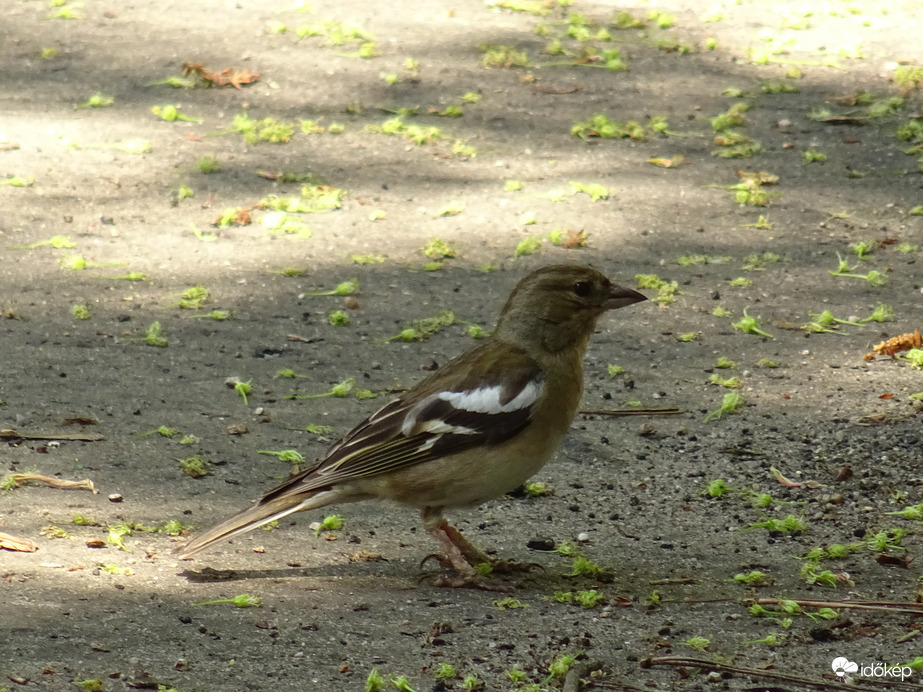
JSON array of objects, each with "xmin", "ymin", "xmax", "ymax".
[{"xmin": 174, "ymin": 490, "xmax": 340, "ymax": 558}]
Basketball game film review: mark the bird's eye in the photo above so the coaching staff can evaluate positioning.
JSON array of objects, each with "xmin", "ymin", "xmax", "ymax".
[{"xmin": 572, "ymin": 281, "xmax": 591, "ymax": 297}]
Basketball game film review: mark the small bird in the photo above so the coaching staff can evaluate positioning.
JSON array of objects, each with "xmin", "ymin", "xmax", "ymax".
[{"xmin": 175, "ymin": 264, "xmax": 647, "ymax": 588}]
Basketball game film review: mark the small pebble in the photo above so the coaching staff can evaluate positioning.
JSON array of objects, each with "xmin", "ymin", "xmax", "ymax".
[
  {"xmin": 638, "ymin": 423, "xmax": 656, "ymax": 437},
  {"xmin": 108, "ymin": 493, "xmax": 123, "ymax": 503},
  {"xmin": 576, "ymin": 532, "xmax": 590, "ymax": 542},
  {"xmin": 526, "ymin": 537, "xmax": 555, "ymax": 551}
]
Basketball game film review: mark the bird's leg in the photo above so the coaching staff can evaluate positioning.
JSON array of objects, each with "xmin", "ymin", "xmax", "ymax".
[
  {"xmin": 439, "ymin": 520, "xmax": 538, "ymax": 576},
  {"xmin": 439, "ymin": 521, "xmax": 493, "ymax": 567},
  {"xmin": 419, "ymin": 508, "xmax": 533, "ymax": 589},
  {"xmin": 437, "ymin": 514, "xmax": 542, "ymax": 575},
  {"xmin": 421, "ymin": 507, "xmax": 489, "ymax": 568},
  {"xmin": 425, "ymin": 523, "xmax": 479, "ymax": 578},
  {"xmin": 420, "ymin": 508, "xmax": 516, "ymax": 590},
  {"xmin": 420, "ymin": 507, "xmax": 481, "ymax": 576}
]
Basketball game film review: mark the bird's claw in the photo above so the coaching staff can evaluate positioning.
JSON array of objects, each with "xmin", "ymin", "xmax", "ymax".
[
  {"xmin": 418, "ymin": 553, "xmax": 524, "ymax": 590},
  {"xmin": 419, "ymin": 552, "xmax": 453, "ymax": 571},
  {"xmin": 426, "ymin": 573, "xmax": 519, "ymax": 592}
]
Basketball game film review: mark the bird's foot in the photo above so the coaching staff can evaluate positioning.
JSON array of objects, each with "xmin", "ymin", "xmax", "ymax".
[
  {"xmin": 419, "ymin": 552, "xmax": 454, "ymax": 572},
  {"xmin": 419, "ymin": 553, "xmax": 521, "ymax": 591},
  {"xmin": 420, "ymin": 514, "xmax": 546, "ymax": 589},
  {"xmin": 419, "ymin": 570, "xmax": 518, "ymax": 591}
]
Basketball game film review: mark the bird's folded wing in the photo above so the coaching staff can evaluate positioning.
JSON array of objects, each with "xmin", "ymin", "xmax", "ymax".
[{"xmin": 259, "ymin": 355, "xmax": 544, "ymax": 504}]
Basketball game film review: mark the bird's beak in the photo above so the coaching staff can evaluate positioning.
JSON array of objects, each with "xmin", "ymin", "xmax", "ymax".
[{"xmin": 603, "ymin": 284, "xmax": 648, "ymax": 311}]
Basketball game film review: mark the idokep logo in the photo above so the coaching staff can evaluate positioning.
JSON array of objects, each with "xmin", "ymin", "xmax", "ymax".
[
  {"xmin": 832, "ymin": 657, "xmax": 913, "ymax": 682},
  {"xmin": 831, "ymin": 657, "xmax": 858, "ymax": 679}
]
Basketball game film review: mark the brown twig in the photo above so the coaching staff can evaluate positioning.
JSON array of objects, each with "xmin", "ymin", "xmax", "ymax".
[
  {"xmin": 8, "ymin": 474, "xmax": 98, "ymax": 494},
  {"xmin": 757, "ymin": 597, "xmax": 923, "ymax": 615},
  {"xmin": 579, "ymin": 408, "xmax": 683, "ymax": 417},
  {"xmin": 1, "ymin": 428, "xmax": 105, "ymax": 442}
]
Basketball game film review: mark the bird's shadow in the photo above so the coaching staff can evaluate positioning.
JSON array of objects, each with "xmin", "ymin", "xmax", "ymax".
[
  {"xmin": 176, "ymin": 559, "xmax": 402, "ymax": 584},
  {"xmin": 178, "ymin": 565, "xmax": 325, "ymax": 583},
  {"xmin": 176, "ymin": 560, "xmax": 549, "ymax": 590}
]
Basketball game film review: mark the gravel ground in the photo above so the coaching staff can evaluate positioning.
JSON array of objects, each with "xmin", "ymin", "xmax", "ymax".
[{"xmin": 2, "ymin": 0, "xmax": 922, "ymax": 690}]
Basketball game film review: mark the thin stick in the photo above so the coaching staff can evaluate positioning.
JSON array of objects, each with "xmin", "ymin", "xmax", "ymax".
[
  {"xmin": 757, "ymin": 597, "xmax": 923, "ymax": 615},
  {"xmin": 579, "ymin": 408, "xmax": 683, "ymax": 417},
  {"xmin": 642, "ymin": 656, "xmax": 879, "ymax": 692},
  {"xmin": 9, "ymin": 474, "xmax": 98, "ymax": 494},
  {"xmin": 1, "ymin": 428, "xmax": 105, "ymax": 442}
]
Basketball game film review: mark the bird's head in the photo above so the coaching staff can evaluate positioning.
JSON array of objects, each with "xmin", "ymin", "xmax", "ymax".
[{"xmin": 493, "ymin": 264, "xmax": 647, "ymax": 354}]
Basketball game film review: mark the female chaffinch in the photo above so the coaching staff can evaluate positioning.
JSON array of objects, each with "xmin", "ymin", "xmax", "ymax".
[{"xmin": 176, "ymin": 264, "xmax": 647, "ymax": 588}]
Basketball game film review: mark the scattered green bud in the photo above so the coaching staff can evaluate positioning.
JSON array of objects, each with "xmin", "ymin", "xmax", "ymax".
[
  {"xmin": 494, "ymin": 596, "xmax": 527, "ymax": 609},
  {"xmin": 259, "ymin": 449, "xmax": 305, "ymax": 464},
  {"xmin": 733, "ymin": 570, "xmax": 772, "ymax": 586},
  {"xmin": 705, "ymin": 392, "xmax": 743, "ymax": 422},
  {"xmin": 329, "ymin": 309, "xmax": 350, "ymax": 326},
  {"xmin": 732, "ymin": 308, "xmax": 773, "ymax": 338},
  {"xmin": 548, "ymin": 653, "xmax": 576, "ymax": 679},
  {"xmin": 683, "ymin": 636, "xmax": 710, "ymax": 651},
  {"xmin": 746, "ymin": 514, "xmax": 808, "ymax": 535},
  {"xmin": 314, "ymin": 514, "xmax": 344, "ymax": 536},
  {"xmin": 193, "ymin": 593, "xmax": 262, "ymax": 607},
  {"xmin": 365, "ymin": 668, "xmax": 385, "ymax": 692},
  {"xmin": 179, "ymin": 455, "xmax": 209, "ymax": 478}
]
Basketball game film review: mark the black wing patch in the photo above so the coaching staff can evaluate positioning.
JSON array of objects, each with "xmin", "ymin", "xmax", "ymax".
[{"xmin": 258, "ymin": 374, "xmax": 544, "ymax": 505}]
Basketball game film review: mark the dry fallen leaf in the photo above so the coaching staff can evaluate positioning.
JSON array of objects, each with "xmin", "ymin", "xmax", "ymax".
[
  {"xmin": 223, "ymin": 68, "xmax": 260, "ymax": 89},
  {"xmin": 349, "ymin": 551, "xmax": 386, "ymax": 563},
  {"xmin": 770, "ymin": 466, "xmax": 803, "ymax": 488},
  {"xmin": 737, "ymin": 170, "xmax": 779, "ymax": 185},
  {"xmin": 287, "ymin": 333, "xmax": 321, "ymax": 343},
  {"xmin": 864, "ymin": 329, "xmax": 922, "ymax": 360},
  {"xmin": 0, "ymin": 531, "xmax": 39, "ymax": 552},
  {"xmin": 181, "ymin": 62, "xmax": 261, "ymax": 89},
  {"xmin": 835, "ymin": 465, "xmax": 853, "ymax": 482},
  {"xmin": 561, "ymin": 229, "xmax": 589, "ymax": 248},
  {"xmin": 647, "ymin": 155, "xmax": 688, "ymax": 168},
  {"xmin": 212, "ymin": 208, "xmax": 252, "ymax": 227}
]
